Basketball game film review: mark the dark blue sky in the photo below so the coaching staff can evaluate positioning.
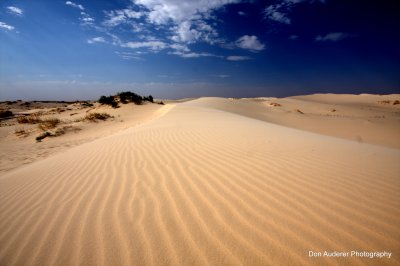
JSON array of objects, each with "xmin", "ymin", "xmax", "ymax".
[{"xmin": 1, "ymin": 0, "xmax": 399, "ymax": 100}]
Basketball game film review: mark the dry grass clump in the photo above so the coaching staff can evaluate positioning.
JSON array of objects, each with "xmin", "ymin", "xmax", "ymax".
[
  {"xmin": 16, "ymin": 113, "xmax": 60, "ymax": 130},
  {"xmin": 84, "ymin": 112, "xmax": 112, "ymax": 122},
  {"xmin": 14, "ymin": 126, "xmax": 29, "ymax": 137},
  {"xmin": 35, "ymin": 126, "xmax": 68, "ymax": 142},
  {"xmin": 17, "ymin": 114, "xmax": 42, "ymax": 124},
  {"xmin": 269, "ymin": 102, "xmax": 281, "ymax": 107},
  {"xmin": 38, "ymin": 118, "xmax": 61, "ymax": 131}
]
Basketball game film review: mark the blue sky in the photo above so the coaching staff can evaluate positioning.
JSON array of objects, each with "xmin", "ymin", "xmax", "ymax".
[{"xmin": 0, "ymin": 0, "xmax": 399, "ymax": 100}]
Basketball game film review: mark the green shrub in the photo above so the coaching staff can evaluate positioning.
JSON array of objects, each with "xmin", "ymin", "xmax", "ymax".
[
  {"xmin": 99, "ymin": 95, "xmax": 118, "ymax": 108},
  {"xmin": 100, "ymin": 91, "xmax": 155, "ymax": 106},
  {"xmin": 143, "ymin": 95, "xmax": 154, "ymax": 103},
  {"xmin": 117, "ymin": 91, "xmax": 143, "ymax": 105}
]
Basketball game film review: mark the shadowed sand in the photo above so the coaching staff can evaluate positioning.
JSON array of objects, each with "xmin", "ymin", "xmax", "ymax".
[{"xmin": 0, "ymin": 95, "xmax": 399, "ymax": 265}]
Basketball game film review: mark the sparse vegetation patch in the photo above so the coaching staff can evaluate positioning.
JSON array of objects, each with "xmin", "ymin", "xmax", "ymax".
[
  {"xmin": 0, "ymin": 110, "xmax": 13, "ymax": 118},
  {"xmin": 17, "ymin": 114, "xmax": 42, "ymax": 124},
  {"xmin": 38, "ymin": 118, "xmax": 61, "ymax": 131},
  {"xmin": 84, "ymin": 112, "xmax": 112, "ymax": 122},
  {"xmin": 14, "ymin": 127, "xmax": 29, "ymax": 137}
]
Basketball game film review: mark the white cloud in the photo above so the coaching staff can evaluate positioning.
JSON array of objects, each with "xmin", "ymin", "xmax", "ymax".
[
  {"xmin": 82, "ymin": 17, "xmax": 95, "ymax": 23},
  {"xmin": 65, "ymin": 1, "xmax": 84, "ymax": 11},
  {"xmin": 87, "ymin": 37, "xmax": 106, "ymax": 44},
  {"xmin": 0, "ymin": 21, "xmax": 15, "ymax": 31},
  {"xmin": 133, "ymin": 0, "xmax": 239, "ymax": 46},
  {"xmin": 168, "ymin": 43, "xmax": 220, "ymax": 58},
  {"xmin": 238, "ymin": 11, "xmax": 247, "ymax": 16},
  {"xmin": 315, "ymin": 32, "xmax": 349, "ymax": 42},
  {"xmin": 265, "ymin": 9, "xmax": 291, "ymax": 24},
  {"xmin": 235, "ymin": 35, "xmax": 265, "ymax": 51},
  {"xmin": 215, "ymin": 74, "xmax": 230, "ymax": 78},
  {"xmin": 134, "ymin": 0, "xmax": 240, "ymax": 24},
  {"xmin": 170, "ymin": 21, "xmax": 200, "ymax": 43},
  {"xmin": 170, "ymin": 43, "xmax": 190, "ymax": 52},
  {"xmin": 123, "ymin": 41, "xmax": 167, "ymax": 51},
  {"xmin": 226, "ymin": 55, "xmax": 251, "ymax": 61},
  {"xmin": 103, "ymin": 9, "xmax": 143, "ymax": 27},
  {"xmin": 7, "ymin": 6, "xmax": 23, "ymax": 16},
  {"xmin": 170, "ymin": 20, "xmax": 219, "ymax": 44}
]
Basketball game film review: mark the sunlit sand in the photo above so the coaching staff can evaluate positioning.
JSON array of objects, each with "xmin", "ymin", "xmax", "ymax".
[{"xmin": 1, "ymin": 94, "xmax": 399, "ymax": 265}]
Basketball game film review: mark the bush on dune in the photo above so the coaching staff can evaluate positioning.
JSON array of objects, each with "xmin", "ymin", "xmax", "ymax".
[
  {"xmin": 117, "ymin": 91, "xmax": 145, "ymax": 105},
  {"xmin": 99, "ymin": 91, "xmax": 156, "ymax": 107},
  {"xmin": 99, "ymin": 95, "xmax": 118, "ymax": 108}
]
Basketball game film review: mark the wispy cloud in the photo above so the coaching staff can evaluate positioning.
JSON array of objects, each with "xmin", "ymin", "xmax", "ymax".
[
  {"xmin": 0, "ymin": 21, "xmax": 15, "ymax": 31},
  {"xmin": 115, "ymin": 51, "xmax": 142, "ymax": 60},
  {"xmin": 66, "ymin": 2, "xmax": 95, "ymax": 26},
  {"xmin": 123, "ymin": 41, "xmax": 167, "ymax": 51},
  {"xmin": 264, "ymin": 5, "xmax": 291, "ymax": 24},
  {"xmin": 7, "ymin": 6, "xmax": 23, "ymax": 16},
  {"xmin": 103, "ymin": 8, "xmax": 143, "ymax": 27},
  {"xmin": 264, "ymin": 0, "xmax": 326, "ymax": 24},
  {"xmin": 226, "ymin": 56, "xmax": 252, "ymax": 61},
  {"xmin": 238, "ymin": 11, "xmax": 247, "ymax": 16},
  {"xmin": 214, "ymin": 74, "xmax": 230, "ymax": 78},
  {"xmin": 65, "ymin": 1, "xmax": 84, "ymax": 11},
  {"xmin": 289, "ymin": 35, "xmax": 298, "ymax": 40},
  {"xmin": 235, "ymin": 35, "xmax": 265, "ymax": 51},
  {"xmin": 315, "ymin": 32, "xmax": 349, "ymax": 42},
  {"xmin": 81, "ymin": 13, "xmax": 95, "ymax": 24},
  {"xmin": 87, "ymin": 37, "xmax": 106, "ymax": 44},
  {"xmin": 171, "ymin": 51, "xmax": 219, "ymax": 58}
]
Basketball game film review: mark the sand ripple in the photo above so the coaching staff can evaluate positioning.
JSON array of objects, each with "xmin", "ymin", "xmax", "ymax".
[{"xmin": 1, "ymin": 102, "xmax": 399, "ymax": 265}]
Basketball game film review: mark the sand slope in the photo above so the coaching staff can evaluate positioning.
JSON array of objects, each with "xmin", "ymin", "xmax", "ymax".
[
  {"xmin": 1, "ymin": 97, "xmax": 399, "ymax": 265},
  {"xmin": 0, "ymin": 102, "xmax": 164, "ymax": 174}
]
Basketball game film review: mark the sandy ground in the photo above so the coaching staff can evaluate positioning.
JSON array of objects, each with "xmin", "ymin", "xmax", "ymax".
[{"xmin": 0, "ymin": 94, "xmax": 399, "ymax": 265}]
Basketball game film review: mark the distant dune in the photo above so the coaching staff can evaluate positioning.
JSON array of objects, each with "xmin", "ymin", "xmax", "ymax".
[{"xmin": 1, "ymin": 94, "xmax": 399, "ymax": 265}]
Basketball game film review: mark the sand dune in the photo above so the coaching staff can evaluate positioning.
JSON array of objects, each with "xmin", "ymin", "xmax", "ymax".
[{"xmin": 1, "ymin": 96, "xmax": 399, "ymax": 265}]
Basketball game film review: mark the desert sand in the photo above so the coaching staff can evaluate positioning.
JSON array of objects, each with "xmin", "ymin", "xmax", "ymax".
[{"xmin": 0, "ymin": 94, "xmax": 399, "ymax": 265}]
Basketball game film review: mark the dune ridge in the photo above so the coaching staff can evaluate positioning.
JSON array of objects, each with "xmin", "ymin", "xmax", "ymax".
[{"xmin": 1, "ymin": 98, "xmax": 399, "ymax": 265}]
